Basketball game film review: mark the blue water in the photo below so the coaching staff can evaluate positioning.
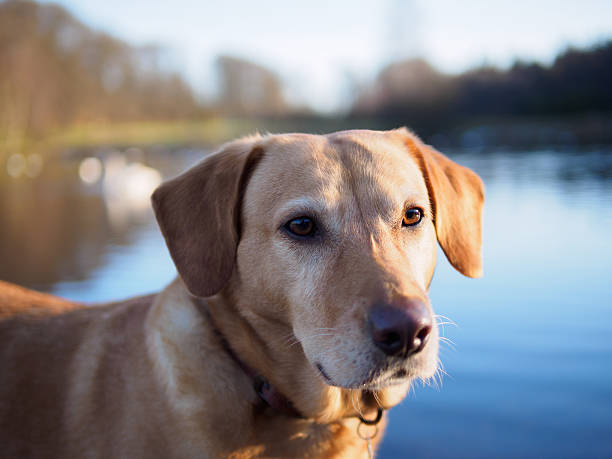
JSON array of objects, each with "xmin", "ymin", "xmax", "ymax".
[{"xmin": 35, "ymin": 147, "xmax": 612, "ymax": 457}]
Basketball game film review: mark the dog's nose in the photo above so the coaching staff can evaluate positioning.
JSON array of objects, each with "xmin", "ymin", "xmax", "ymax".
[{"xmin": 368, "ymin": 299, "xmax": 432, "ymax": 357}]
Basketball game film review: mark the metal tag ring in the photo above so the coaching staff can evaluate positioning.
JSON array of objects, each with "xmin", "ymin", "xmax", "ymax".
[
  {"xmin": 357, "ymin": 421, "xmax": 379, "ymax": 441},
  {"xmin": 358, "ymin": 407, "xmax": 383, "ymax": 426}
]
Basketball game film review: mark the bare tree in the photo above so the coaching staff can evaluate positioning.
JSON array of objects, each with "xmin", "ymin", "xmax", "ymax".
[{"xmin": 216, "ymin": 55, "xmax": 287, "ymax": 116}]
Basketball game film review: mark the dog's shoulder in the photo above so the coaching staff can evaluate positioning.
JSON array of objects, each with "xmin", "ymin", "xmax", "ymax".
[{"xmin": 0, "ymin": 283, "xmax": 159, "ymax": 458}]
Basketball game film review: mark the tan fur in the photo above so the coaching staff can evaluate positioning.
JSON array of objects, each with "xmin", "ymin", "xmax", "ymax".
[{"xmin": 0, "ymin": 129, "xmax": 484, "ymax": 458}]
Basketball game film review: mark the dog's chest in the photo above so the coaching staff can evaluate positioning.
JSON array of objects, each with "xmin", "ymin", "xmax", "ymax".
[{"xmin": 224, "ymin": 417, "xmax": 371, "ymax": 459}]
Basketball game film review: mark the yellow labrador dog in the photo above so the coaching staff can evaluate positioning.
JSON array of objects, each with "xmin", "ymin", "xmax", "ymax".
[{"xmin": 0, "ymin": 128, "xmax": 484, "ymax": 458}]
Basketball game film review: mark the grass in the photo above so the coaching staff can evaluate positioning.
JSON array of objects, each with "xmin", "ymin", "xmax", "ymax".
[
  {"xmin": 42, "ymin": 118, "xmax": 259, "ymax": 150},
  {"xmin": 0, "ymin": 115, "xmax": 389, "ymax": 161}
]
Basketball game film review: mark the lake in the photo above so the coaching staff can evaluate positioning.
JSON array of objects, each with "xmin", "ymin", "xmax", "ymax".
[{"xmin": 1, "ymin": 143, "xmax": 611, "ymax": 458}]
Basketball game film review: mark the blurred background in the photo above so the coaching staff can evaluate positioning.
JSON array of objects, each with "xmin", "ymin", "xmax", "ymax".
[{"xmin": 1, "ymin": 0, "xmax": 611, "ymax": 457}]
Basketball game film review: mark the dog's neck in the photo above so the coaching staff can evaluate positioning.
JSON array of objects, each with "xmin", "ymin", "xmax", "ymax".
[
  {"xmin": 193, "ymin": 294, "xmax": 387, "ymax": 427},
  {"xmin": 193, "ymin": 295, "xmax": 303, "ymax": 418},
  {"xmin": 198, "ymin": 287, "xmax": 394, "ymax": 424}
]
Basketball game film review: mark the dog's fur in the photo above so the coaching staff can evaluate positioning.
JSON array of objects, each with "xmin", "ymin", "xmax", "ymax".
[{"xmin": 0, "ymin": 128, "xmax": 484, "ymax": 458}]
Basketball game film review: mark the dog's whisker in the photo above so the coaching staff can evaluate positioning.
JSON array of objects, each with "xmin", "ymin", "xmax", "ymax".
[
  {"xmin": 434, "ymin": 373, "xmax": 442, "ymax": 390},
  {"xmin": 436, "ymin": 359, "xmax": 451, "ymax": 382},
  {"xmin": 274, "ymin": 333, "xmax": 302, "ymax": 347},
  {"xmin": 438, "ymin": 342, "xmax": 456, "ymax": 351},
  {"xmin": 433, "ymin": 314, "xmax": 457, "ymax": 325},
  {"xmin": 422, "ymin": 357, "xmax": 448, "ymax": 391},
  {"xmin": 425, "ymin": 361, "xmax": 443, "ymax": 391},
  {"xmin": 372, "ymin": 390, "xmax": 383, "ymax": 408},
  {"xmin": 438, "ymin": 336, "xmax": 455, "ymax": 343},
  {"xmin": 435, "ymin": 375, "xmax": 441, "ymax": 387},
  {"xmin": 351, "ymin": 391, "xmax": 365, "ymax": 419},
  {"xmin": 421, "ymin": 374, "xmax": 434, "ymax": 390}
]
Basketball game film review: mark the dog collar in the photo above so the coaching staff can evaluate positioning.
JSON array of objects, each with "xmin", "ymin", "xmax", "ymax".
[
  {"xmin": 213, "ymin": 322, "xmax": 302, "ymax": 417},
  {"xmin": 193, "ymin": 296, "xmax": 302, "ymax": 417},
  {"xmin": 223, "ymin": 339, "xmax": 303, "ymax": 417}
]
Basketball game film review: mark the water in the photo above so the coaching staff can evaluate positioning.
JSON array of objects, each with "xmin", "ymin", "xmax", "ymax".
[{"xmin": 1, "ymin": 145, "xmax": 611, "ymax": 458}]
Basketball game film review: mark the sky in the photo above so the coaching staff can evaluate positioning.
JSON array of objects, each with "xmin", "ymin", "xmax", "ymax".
[{"xmin": 39, "ymin": 0, "xmax": 612, "ymax": 112}]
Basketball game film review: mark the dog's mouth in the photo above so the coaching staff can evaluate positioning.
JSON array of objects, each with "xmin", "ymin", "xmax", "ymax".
[{"xmin": 315, "ymin": 361, "xmax": 415, "ymax": 390}]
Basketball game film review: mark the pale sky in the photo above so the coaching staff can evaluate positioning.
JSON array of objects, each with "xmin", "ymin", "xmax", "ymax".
[{"xmin": 39, "ymin": 0, "xmax": 612, "ymax": 112}]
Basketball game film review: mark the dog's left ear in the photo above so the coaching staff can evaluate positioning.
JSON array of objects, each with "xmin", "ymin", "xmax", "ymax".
[
  {"xmin": 152, "ymin": 137, "xmax": 264, "ymax": 297},
  {"xmin": 399, "ymin": 129, "xmax": 485, "ymax": 278}
]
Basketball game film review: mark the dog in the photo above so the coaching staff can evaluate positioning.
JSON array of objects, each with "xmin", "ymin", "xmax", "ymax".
[{"xmin": 0, "ymin": 128, "xmax": 484, "ymax": 458}]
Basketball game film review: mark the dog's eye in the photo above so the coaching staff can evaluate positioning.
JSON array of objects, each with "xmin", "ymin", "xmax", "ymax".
[
  {"xmin": 285, "ymin": 217, "xmax": 316, "ymax": 237},
  {"xmin": 402, "ymin": 207, "xmax": 423, "ymax": 227}
]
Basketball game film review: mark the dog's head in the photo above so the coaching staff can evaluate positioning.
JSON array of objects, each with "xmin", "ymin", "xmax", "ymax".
[{"xmin": 152, "ymin": 129, "xmax": 484, "ymax": 417}]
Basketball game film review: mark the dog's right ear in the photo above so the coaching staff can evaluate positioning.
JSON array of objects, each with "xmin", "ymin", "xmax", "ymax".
[
  {"xmin": 151, "ymin": 137, "xmax": 264, "ymax": 297},
  {"xmin": 396, "ymin": 128, "xmax": 485, "ymax": 278}
]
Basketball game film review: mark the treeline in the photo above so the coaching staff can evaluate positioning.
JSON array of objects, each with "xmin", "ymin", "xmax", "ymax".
[
  {"xmin": 215, "ymin": 56, "xmax": 289, "ymax": 116},
  {"xmin": 0, "ymin": 0, "xmax": 202, "ymax": 140},
  {"xmin": 351, "ymin": 42, "xmax": 612, "ymax": 130},
  {"xmin": 0, "ymin": 0, "xmax": 300, "ymax": 145},
  {"xmin": 2, "ymin": 0, "xmax": 611, "ymax": 145}
]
